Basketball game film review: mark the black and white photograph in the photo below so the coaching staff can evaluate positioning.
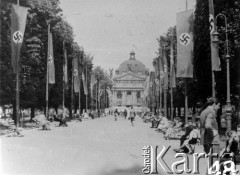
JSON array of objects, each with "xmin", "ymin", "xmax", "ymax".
[{"xmin": 1, "ymin": 0, "xmax": 240, "ymax": 174}]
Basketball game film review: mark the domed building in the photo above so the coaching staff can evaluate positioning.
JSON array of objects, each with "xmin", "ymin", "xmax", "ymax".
[{"xmin": 111, "ymin": 51, "xmax": 148, "ymax": 107}]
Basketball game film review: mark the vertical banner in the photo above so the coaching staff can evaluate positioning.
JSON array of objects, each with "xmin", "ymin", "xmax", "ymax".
[
  {"xmin": 82, "ymin": 73, "xmax": 88, "ymax": 95},
  {"xmin": 170, "ymin": 37, "xmax": 176, "ymax": 88},
  {"xmin": 143, "ymin": 76, "xmax": 150, "ymax": 98},
  {"xmin": 161, "ymin": 49, "xmax": 168, "ymax": 89},
  {"xmin": 159, "ymin": 56, "xmax": 164, "ymax": 85},
  {"xmin": 63, "ymin": 42, "xmax": 68, "ymax": 88},
  {"xmin": 73, "ymin": 58, "xmax": 79, "ymax": 92},
  {"xmin": 176, "ymin": 10, "xmax": 194, "ymax": 78},
  {"xmin": 150, "ymin": 71, "xmax": 156, "ymax": 110},
  {"xmin": 11, "ymin": 4, "xmax": 28, "ymax": 73},
  {"xmin": 48, "ymin": 27, "xmax": 55, "ymax": 84},
  {"xmin": 209, "ymin": 0, "xmax": 221, "ymax": 71},
  {"xmin": 90, "ymin": 74, "xmax": 97, "ymax": 96}
]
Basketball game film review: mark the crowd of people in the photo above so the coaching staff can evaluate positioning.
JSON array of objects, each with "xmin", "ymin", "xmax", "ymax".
[
  {"xmin": 141, "ymin": 97, "xmax": 240, "ymax": 171},
  {"xmin": 141, "ymin": 111, "xmax": 201, "ymax": 154}
]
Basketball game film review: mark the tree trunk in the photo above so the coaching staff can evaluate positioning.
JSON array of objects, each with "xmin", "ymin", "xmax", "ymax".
[
  {"xmin": 178, "ymin": 106, "xmax": 181, "ymax": 118},
  {"xmin": 12, "ymin": 101, "xmax": 16, "ymax": 125},
  {"xmin": 30, "ymin": 107, "xmax": 35, "ymax": 122}
]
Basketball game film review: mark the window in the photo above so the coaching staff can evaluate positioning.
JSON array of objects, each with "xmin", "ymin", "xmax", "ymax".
[
  {"xmin": 117, "ymin": 91, "xmax": 122, "ymax": 99},
  {"xmin": 137, "ymin": 91, "xmax": 141, "ymax": 102},
  {"xmin": 127, "ymin": 91, "xmax": 131, "ymax": 95},
  {"xmin": 137, "ymin": 91, "xmax": 141, "ymax": 98}
]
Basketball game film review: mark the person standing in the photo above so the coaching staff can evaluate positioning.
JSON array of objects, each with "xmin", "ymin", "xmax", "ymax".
[
  {"xmin": 129, "ymin": 106, "xmax": 136, "ymax": 126},
  {"xmin": 114, "ymin": 109, "xmax": 118, "ymax": 121},
  {"xmin": 200, "ymin": 97, "xmax": 220, "ymax": 154},
  {"xmin": 124, "ymin": 109, "xmax": 127, "ymax": 119}
]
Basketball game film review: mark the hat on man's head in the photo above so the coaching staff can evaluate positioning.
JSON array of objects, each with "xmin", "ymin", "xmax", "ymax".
[
  {"xmin": 207, "ymin": 97, "xmax": 218, "ymax": 104},
  {"xmin": 207, "ymin": 97, "xmax": 214, "ymax": 103}
]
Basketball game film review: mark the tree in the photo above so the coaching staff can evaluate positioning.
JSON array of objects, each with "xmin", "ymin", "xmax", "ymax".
[{"xmin": 0, "ymin": 0, "xmax": 87, "ymax": 123}]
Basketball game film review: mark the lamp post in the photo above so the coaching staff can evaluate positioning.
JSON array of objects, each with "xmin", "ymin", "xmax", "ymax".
[{"xmin": 213, "ymin": 13, "xmax": 232, "ymax": 131}]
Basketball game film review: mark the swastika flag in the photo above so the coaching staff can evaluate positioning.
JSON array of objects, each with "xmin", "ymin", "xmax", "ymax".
[
  {"xmin": 73, "ymin": 58, "xmax": 79, "ymax": 92},
  {"xmin": 82, "ymin": 73, "xmax": 88, "ymax": 95},
  {"xmin": 176, "ymin": 10, "xmax": 194, "ymax": 78},
  {"xmin": 63, "ymin": 42, "xmax": 68, "ymax": 89},
  {"xmin": 209, "ymin": 0, "xmax": 221, "ymax": 71},
  {"xmin": 11, "ymin": 4, "xmax": 28, "ymax": 73},
  {"xmin": 48, "ymin": 25, "xmax": 55, "ymax": 84}
]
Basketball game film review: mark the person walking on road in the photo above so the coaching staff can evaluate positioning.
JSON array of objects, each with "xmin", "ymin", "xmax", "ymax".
[
  {"xmin": 129, "ymin": 106, "xmax": 136, "ymax": 126},
  {"xmin": 114, "ymin": 109, "xmax": 119, "ymax": 121}
]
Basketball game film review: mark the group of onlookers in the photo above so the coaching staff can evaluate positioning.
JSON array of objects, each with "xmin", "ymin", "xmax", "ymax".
[
  {"xmin": 141, "ymin": 112, "xmax": 201, "ymax": 154},
  {"xmin": 33, "ymin": 107, "xmax": 110, "ymax": 131},
  {"xmin": 142, "ymin": 97, "xmax": 240, "ymax": 172}
]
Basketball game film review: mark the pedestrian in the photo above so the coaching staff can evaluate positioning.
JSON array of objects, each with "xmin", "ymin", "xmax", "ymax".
[
  {"xmin": 199, "ymin": 97, "xmax": 220, "ymax": 154},
  {"xmin": 124, "ymin": 109, "xmax": 127, "ymax": 119},
  {"xmin": 114, "ymin": 109, "xmax": 118, "ymax": 121},
  {"xmin": 129, "ymin": 106, "xmax": 136, "ymax": 126}
]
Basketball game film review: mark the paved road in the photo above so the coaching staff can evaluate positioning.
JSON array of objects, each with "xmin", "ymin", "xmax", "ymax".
[{"xmin": 0, "ymin": 115, "xmax": 220, "ymax": 175}]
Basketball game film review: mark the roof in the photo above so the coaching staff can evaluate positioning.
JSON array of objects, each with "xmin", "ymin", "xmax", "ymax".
[{"xmin": 118, "ymin": 51, "xmax": 146, "ymax": 75}]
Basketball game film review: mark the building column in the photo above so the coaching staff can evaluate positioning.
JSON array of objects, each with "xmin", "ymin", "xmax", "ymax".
[
  {"xmin": 132, "ymin": 91, "xmax": 136, "ymax": 106},
  {"xmin": 113, "ymin": 91, "xmax": 116, "ymax": 106},
  {"xmin": 122, "ymin": 91, "xmax": 126, "ymax": 106},
  {"xmin": 140, "ymin": 90, "xmax": 144, "ymax": 106}
]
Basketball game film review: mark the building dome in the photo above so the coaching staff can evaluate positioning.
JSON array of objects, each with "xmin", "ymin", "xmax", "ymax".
[{"xmin": 118, "ymin": 51, "xmax": 146, "ymax": 75}]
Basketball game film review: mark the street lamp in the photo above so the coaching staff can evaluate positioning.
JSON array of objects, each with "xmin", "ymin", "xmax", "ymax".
[{"xmin": 213, "ymin": 13, "xmax": 232, "ymax": 131}]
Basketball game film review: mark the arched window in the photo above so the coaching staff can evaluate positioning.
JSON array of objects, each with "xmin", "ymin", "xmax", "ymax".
[
  {"xmin": 137, "ymin": 91, "xmax": 141, "ymax": 102},
  {"xmin": 117, "ymin": 91, "xmax": 122, "ymax": 99},
  {"xmin": 137, "ymin": 91, "xmax": 141, "ymax": 98}
]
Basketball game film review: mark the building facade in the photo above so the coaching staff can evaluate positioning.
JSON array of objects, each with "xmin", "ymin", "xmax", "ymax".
[{"xmin": 111, "ymin": 51, "xmax": 148, "ymax": 107}]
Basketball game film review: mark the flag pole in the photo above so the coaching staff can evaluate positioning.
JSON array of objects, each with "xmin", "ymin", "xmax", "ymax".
[
  {"xmin": 85, "ymin": 64, "xmax": 88, "ymax": 112},
  {"xmin": 163, "ymin": 44, "xmax": 167, "ymax": 118},
  {"xmin": 16, "ymin": 51, "xmax": 20, "ymax": 128},
  {"xmin": 159, "ymin": 56, "xmax": 162, "ymax": 114},
  {"xmin": 170, "ymin": 33, "xmax": 175, "ymax": 121},
  {"xmin": 170, "ymin": 80, "xmax": 173, "ymax": 121},
  {"xmin": 156, "ymin": 62, "xmax": 159, "ymax": 115},
  {"xmin": 63, "ymin": 42, "xmax": 65, "ymax": 115},
  {"xmin": 96, "ymin": 83, "xmax": 98, "ymax": 111},
  {"xmin": 71, "ymin": 57, "xmax": 74, "ymax": 118},
  {"xmin": 185, "ymin": 0, "xmax": 189, "ymax": 124},
  {"xmin": 16, "ymin": 0, "xmax": 20, "ymax": 128},
  {"xmin": 45, "ymin": 24, "xmax": 50, "ymax": 119},
  {"xmin": 79, "ymin": 56, "xmax": 81, "ymax": 115}
]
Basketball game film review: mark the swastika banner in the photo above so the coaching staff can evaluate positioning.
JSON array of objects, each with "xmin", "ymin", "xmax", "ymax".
[
  {"xmin": 176, "ymin": 10, "xmax": 194, "ymax": 78},
  {"xmin": 82, "ymin": 73, "xmax": 88, "ymax": 95},
  {"xmin": 209, "ymin": 0, "xmax": 221, "ymax": 71},
  {"xmin": 73, "ymin": 58, "xmax": 79, "ymax": 92},
  {"xmin": 63, "ymin": 42, "xmax": 68, "ymax": 89},
  {"xmin": 11, "ymin": 4, "xmax": 28, "ymax": 73},
  {"xmin": 48, "ymin": 25, "xmax": 55, "ymax": 84}
]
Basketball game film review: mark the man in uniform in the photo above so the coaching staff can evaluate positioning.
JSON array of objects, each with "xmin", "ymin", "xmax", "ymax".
[{"xmin": 200, "ymin": 97, "xmax": 220, "ymax": 154}]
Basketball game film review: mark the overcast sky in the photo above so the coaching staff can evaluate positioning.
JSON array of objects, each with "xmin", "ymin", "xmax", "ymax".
[{"xmin": 60, "ymin": 0, "xmax": 196, "ymax": 71}]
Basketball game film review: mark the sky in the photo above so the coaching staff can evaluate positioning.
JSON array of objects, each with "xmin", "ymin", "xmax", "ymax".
[{"xmin": 59, "ymin": 0, "xmax": 196, "ymax": 71}]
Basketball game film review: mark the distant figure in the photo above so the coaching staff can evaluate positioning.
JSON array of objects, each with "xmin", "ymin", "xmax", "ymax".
[
  {"xmin": 124, "ymin": 109, "xmax": 127, "ymax": 119},
  {"xmin": 33, "ymin": 113, "xmax": 51, "ymax": 130},
  {"xmin": 114, "ymin": 109, "xmax": 119, "ymax": 121},
  {"xmin": 129, "ymin": 107, "xmax": 136, "ymax": 126}
]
